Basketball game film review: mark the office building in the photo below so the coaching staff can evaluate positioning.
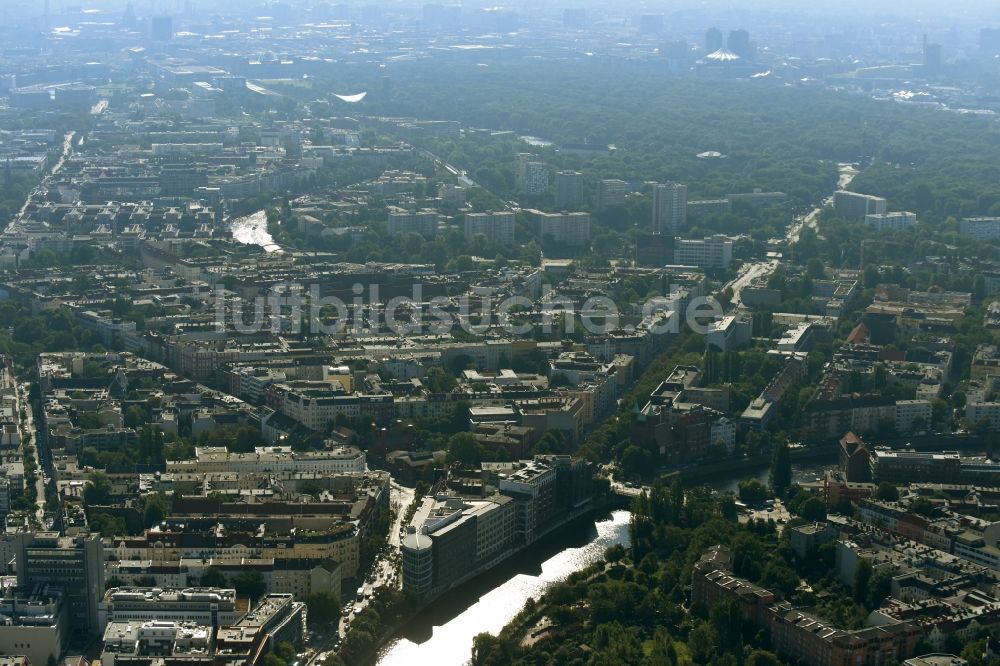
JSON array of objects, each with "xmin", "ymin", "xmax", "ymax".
[
  {"xmin": 166, "ymin": 446, "xmax": 367, "ymax": 475},
  {"xmin": 707, "ymin": 316, "xmax": 752, "ymax": 352},
  {"xmin": 673, "ymin": 235, "xmax": 733, "ymax": 268},
  {"xmin": 0, "ymin": 585, "xmax": 67, "ymax": 666},
  {"xmin": 924, "ymin": 40, "xmax": 943, "ymax": 71},
  {"xmin": 497, "ymin": 459, "xmax": 557, "ymax": 544},
  {"xmin": 834, "ymin": 191, "xmax": 887, "ymax": 220},
  {"xmin": 727, "ymin": 29, "xmax": 752, "ymax": 58},
  {"xmin": 706, "ymin": 27, "xmax": 724, "ymax": 53},
  {"xmin": 598, "ymin": 179, "xmax": 627, "ymax": 210},
  {"xmin": 401, "ymin": 494, "xmax": 515, "ymax": 596},
  {"xmin": 652, "ymin": 182, "xmax": 687, "ymax": 234},
  {"xmin": 687, "ymin": 199, "xmax": 731, "ymax": 219},
  {"xmin": 982, "ymin": 28, "xmax": 1000, "ymax": 54},
  {"xmin": 14, "ymin": 533, "xmax": 105, "ymax": 634},
  {"xmin": 639, "ymin": 13, "xmax": 664, "ymax": 35},
  {"xmin": 634, "ymin": 232, "xmax": 673, "ymax": 266},
  {"xmin": 553, "ymin": 171, "xmax": 584, "ymax": 209},
  {"xmin": 98, "ymin": 587, "xmax": 248, "ymax": 633},
  {"xmin": 100, "ymin": 594, "xmax": 304, "ymax": 666},
  {"xmin": 464, "ymin": 211, "xmax": 515, "ymax": 247},
  {"xmin": 869, "ymin": 449, "xmax": 1000, "ymax": 485}
]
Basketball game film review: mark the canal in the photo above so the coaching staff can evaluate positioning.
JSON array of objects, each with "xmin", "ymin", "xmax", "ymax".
[
  {"xmin": 705, "ymin": 461, "xmax": 831, "ymax": 495},
  {"xmin": 372, "ymin": 458, "xmax": 836, "ymax": 665},
  {"xmin": 375, "ymin": 510, "xmax": 631, "ymax": 666},
  {"xmin": 229, "ymin": 210, "xmax": 283, "ymax": 253}
]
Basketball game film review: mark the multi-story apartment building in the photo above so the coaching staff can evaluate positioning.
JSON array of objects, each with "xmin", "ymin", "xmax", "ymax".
[
  {"xmin": 805, "ymin": 395, "xmax": 896, "ymax": 440},
  {"xmin": 834, "ymin": 191, "xmax": 888, "ymax": 220},
  {"xmin": 553, "ymin": 171, "xmax": 584, "ymax": 208},
  {"xmin": 526, "ymin": 210, "xmax": 591, "ymax": 247},
  {"xmin": 894, "ymin": 400, "xmax": 933, "ymax": 434},
  {"xmin": 386, "ymin": 206, "xmax": 439, "ymax": 238},
  {"xmin": 865, "ymin": 212, "xmax": 917, "ymax": 232},
  {"xmin": 692, "ymin": 546, "xmax": 921, "ymax": 666},
  {"xmin": 971, "ymin": 344, "xmax": 1000, "ymax": 381},
  {"xmin": 516, "ymin": 154, "xmax": 549, "ymax": 196},
  {"xmin": 652, "ymin": 182, "xmax": 687, "ymax": 234},
  {"xmin": 959, "ymin": 217, "xmax": 1000, "ymax": 240},
  {"xmin": 264, "ymin": 380, "xmax": 394, "ymax": 431},
  {"xmin": 464, "ymin": 211, "xmax": 515, "ymax": 247},
  {"xmin": 967, "ymin": 399, "xmax": 1000, "ymax": 432},
  {"xmin": 686, "ymin": 199, "xmax": 731, "ymax": 218},
  {"xmin": 597, "ymin": 179, "xmax": 627, "ymax": 210}
]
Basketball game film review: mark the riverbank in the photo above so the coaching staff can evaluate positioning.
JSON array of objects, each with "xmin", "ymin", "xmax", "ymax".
[
  {"xmin": 671, "ymin": 445, "xmax": 836, "ymax": 485},
  {"xmin": 374, "ymin": 508, "xmax": 631, "ymax": 665},
  {"xmin": 337, "ymin": 502, "xmax": 613, "ymax": 665}
]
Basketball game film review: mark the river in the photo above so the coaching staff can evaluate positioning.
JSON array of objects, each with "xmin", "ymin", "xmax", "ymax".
[
  {"xmin": 229, "ymin": 210, "xmax": 283, "ymax": 253},
  {"xmin": 375, "ymin": 510, "xmax": 632, "ymax": 666},
  {"xmin": 705, "ymin": 462, "xmax": 829, "ymax": 495}
]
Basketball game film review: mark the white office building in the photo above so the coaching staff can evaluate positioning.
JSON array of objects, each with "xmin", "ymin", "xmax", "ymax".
[{"xmin": 673, "ymin": 235, "xmax": 733, "ymax": 268}]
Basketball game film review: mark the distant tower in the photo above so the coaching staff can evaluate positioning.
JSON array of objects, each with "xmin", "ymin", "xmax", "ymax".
[
  {"xmin": 151, "ymin": 15, "xmax": 173, "ymax": 41},
  {"xmin": 727, "ymin": 29, "xmax": 752, "ymax": 59},
  {"xmin": 705, "ymin": 27, "xmax": 723, "ymax": 53},
  {"xmin": 563, "ymin": 8, "xmax": 586, "ymax": 30},
  {"xmin": 639, "ymin": 13, "xmax": 664, "ymax": 36},
  {"xmin": 122, "ymin": 2, "xmax": 137, "ymax": 28},
  {"xmin": 652, "ymin": 182, "xmax": 687, "ymax": 235},
  {"xmin": 923, "ymin": 35, "xmax": 943, "ymax": 72}
]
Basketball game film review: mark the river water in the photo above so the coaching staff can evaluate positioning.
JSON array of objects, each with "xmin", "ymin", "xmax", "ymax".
[
  {"xmin": 705, "ymin": 462, "xmax": 829, "ymax": 495},
  {"xmin": 373, "ymin": 462, "xmax": 828, "ymax": 665},
  {"xmin": 229, "ymin": 210, "xmax": 283, "ymax": 253},
  {"xmin": 375, "ymin": 510, "xmax": 632, "ymax": 666}
]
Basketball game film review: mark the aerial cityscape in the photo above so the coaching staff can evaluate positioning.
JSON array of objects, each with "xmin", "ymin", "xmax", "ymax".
[{"xmin": 2, "ymin": 1, "xmax": 1000, "ymax": 665}]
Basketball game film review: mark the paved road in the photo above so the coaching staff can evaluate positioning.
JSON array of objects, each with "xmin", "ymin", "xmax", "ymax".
[
  {"xmin": 7, "ymin": 368, "xmax": 45, "ymax": 525},
  {"xmin": 788, "ymin": 163, "xmax": 857, "ymax": 246},
  {"xmin": 9, "ymin": 131, "xmax": 75, "ymax": 230},
  {"xmin": 416, "ymin": 146, "xmax": 516, "ymax": 211},
  {"xmin": 724, "ymin": 259, "xmax": 779, "ymax": 311},
  {"xmin": 603, "ymin": 465, "xmax": 649, "ymax": 498},
  {"xmin": 21, "ymin": 382, "xmax": 45, "ymax": 524},
  {"xmin": 320, "ymin": 479, "xmax": 415, "ymax": 659}
]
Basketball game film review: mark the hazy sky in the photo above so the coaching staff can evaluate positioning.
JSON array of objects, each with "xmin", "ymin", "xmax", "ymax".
[{"xmin": 13, "ymin": 0, "xmax": 1000, "ymax": 26}]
